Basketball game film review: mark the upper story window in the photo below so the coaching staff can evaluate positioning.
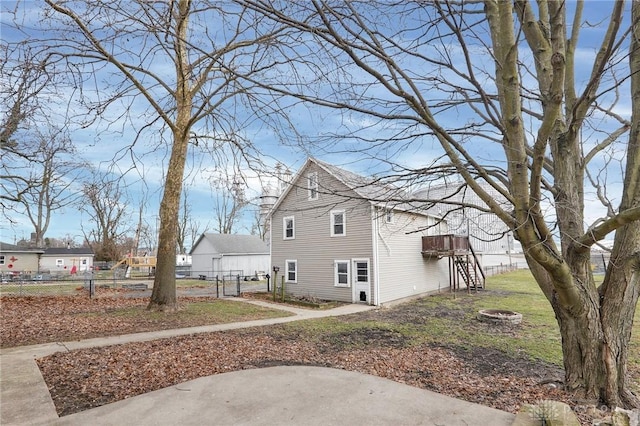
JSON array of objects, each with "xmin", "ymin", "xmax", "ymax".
[
  {"xmin": 385, "ymin": 208, "xmax": 394, "ymax": 223},
  {"xmin": 330, "ymin": 210, "xmax": 346, "ymax": 236},
  {"xmin": 307, "ymin": 172, "xmax": 318, "ymax": 200},
  {"xmin": 283, "ymin": 216, "xmax": 295, "ymax": 240},
  {"xmin": 0, "ymin": 255, "xmax": 4, "ymax": 265},
  {"xmin": 56, "ymin": 259, "xmax": 64, "ymax": 266}
]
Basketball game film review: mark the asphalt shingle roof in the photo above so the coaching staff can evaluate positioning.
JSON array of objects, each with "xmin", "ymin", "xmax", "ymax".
[
  {"xmin": 0, "ymin": 242, "xmax": 45, "ymax": 253},
  {"xmin": 192, "ymin": 234, "xmax": 268, "ymax": 255}
]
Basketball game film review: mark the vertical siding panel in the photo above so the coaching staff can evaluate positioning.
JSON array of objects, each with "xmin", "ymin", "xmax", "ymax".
[{"xmin": 376, "ymin": 209, "xmax": 449, "ymax": 304}]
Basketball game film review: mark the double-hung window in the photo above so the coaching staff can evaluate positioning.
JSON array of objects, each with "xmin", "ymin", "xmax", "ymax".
[
  {"xmin": 330, "ymin": 210, "xmax": 346, "ymax": 236},
  {"xmin": 0, "ymin": 255, "xmax": 4, "ymax": 265},
  {"xmin": 308, "ymin": 172, "xmax": 318, "ymax": 200},
  {"xmin": 334, "ymin": 260, "xmax": 350, "ymax": 287},
  {"xmin": 286, "ymin": 260, "xmax": 297, "ymax": 283},
  {"xmin": 283, "ymin": 216, "xmax": 295, "ymax": 240}
]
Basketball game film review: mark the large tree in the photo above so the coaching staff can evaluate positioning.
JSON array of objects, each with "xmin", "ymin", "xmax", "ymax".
[
  {"xmin": 26, "ymin": 0, "xmax": 278, "ymax": 310},
  {"xmin": 241, "ymin": 0, "xmax": 640, "ymax": 408}
]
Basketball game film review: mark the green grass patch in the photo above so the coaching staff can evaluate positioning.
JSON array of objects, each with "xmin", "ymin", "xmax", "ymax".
[
  {"xmin": 0, "ymin": 282, "xmax": 80, "ymax": 296},
  {"xmin": 280, "ymin": 270, "xmax": 639, "ymax": 371},
  {"xmin": 91, "ymin": 299, "xmax": 293, "ymax": 324}
]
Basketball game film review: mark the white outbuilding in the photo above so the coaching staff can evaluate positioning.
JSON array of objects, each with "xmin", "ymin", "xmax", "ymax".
[{"xmin": 189, "ymin": 233, "xmax": 269, "ymax": 280}]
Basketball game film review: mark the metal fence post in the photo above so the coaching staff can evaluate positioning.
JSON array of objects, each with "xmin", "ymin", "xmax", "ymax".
[
  {"xmin": 236, "ymin": 274, "xmax": 241, "ymax": 296},
  {"xmin": 216, "ymin": 275, "xmax": 219, "ymax": 298}
]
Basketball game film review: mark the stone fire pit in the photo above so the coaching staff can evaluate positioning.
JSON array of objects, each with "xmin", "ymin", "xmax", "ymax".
[{"xmin": 476, "ymin": 309, "xmax": 523, "ymax": 325}]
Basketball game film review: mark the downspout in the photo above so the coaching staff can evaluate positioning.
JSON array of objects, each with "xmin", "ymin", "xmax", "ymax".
[{"xmin": 376, "ymin": 207, "xmax": 392, "ymax": 256}]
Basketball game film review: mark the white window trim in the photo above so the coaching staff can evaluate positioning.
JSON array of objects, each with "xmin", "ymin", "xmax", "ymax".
[
  {"xmin": 308, "ymin": 172, "xmax": 318, "ymax": 200},
  {"xmin": 285, "ymin": 259, "xmax": 297, "ymax": 283},
  {"xmin": 283, "ymin": 216, "xmax": 295, "ymax": 240},
  {"xmin": 334, "ymin": 260, "xmax": 350, "ymax": 287},
  {"xmin": 56, "ymin": 259, "xmax": 64, "ymax": 266},
  {"xmin": 330, "ymin": 210, "xmax": 346, "ymax": 237}
]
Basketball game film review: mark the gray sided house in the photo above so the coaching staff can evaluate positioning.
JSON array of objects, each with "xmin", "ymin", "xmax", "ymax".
[
  {"xmin": 190, "ymin": 233, "xmax": 269, "ymax": 279},
  {"xmin": 268, "ymin": 158, "xmax": 450, "ymax": 306},
  {"xmin": 0, "ymin": 242, "xmax": 43, "ymax": 278},
  {"xmin": 40, "ymin": 247, "xmax": 95, "ymax": 276}
]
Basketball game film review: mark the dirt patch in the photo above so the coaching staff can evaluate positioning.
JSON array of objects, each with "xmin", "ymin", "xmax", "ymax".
[
  {"xmin": 447, "ymin": 345, "xmax": 564, "ymax": 381},
  {"xmin": 322, "ymin": 327, "xmax": 409, "ymax": 350},
  {"xmin": 242, "ymin": 291, "xmax": 344, "ymax": 309}
]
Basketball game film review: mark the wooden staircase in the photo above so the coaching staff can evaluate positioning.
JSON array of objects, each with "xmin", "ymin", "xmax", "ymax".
[
  {"xmin": 453, "ymin": 254, "xmax": 484, "ymax": 291},
  {"xmin": 421, "ymin": 235, "xmax": 486, "ymax": 292}
]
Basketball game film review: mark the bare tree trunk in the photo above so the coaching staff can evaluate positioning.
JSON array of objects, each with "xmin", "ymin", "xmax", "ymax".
[
  {"xmin": 148, "ymin": 0, "xmax": 191, "ymax": 312},
  {"xmin": 148, "ymin": 128, "xmax": 189, "ymax": 312},
  {"xmin": 529, "ymin": 253, "xmax": 640, "ymax": 408},
  {"xmin": 601, "ymin": 246, "xmax": 640, "ymax": 408}
]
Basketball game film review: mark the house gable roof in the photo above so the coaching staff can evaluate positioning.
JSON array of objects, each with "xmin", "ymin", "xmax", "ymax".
[
  {"xmin": 313, "ymin": 158, "xmax": 407, "ymax": 202},
  {"xmin": 190, "ymin": 234, "xmax": 268, "ymax": 255},
  {"xmin": 267, "ymin": 157, "xmax": 434, "ymax": 219},
  {"xmin": 0, "ymin": 242, "xmax": 45, "ymax": 254}
]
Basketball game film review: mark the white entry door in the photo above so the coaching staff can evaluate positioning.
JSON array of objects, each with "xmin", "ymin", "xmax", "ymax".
[{"xmin": 352, "ymin": 259, "xmax": 370, "ymax": 303}]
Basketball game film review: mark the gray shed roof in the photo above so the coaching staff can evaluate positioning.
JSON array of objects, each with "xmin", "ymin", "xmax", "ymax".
[{"xmin": 190, "ymin": 234, "xmax": 269, "ymax": 255}]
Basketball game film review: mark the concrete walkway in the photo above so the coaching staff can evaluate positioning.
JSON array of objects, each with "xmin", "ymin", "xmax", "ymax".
[{"xmin": 1, "ymin": 299, "xmax": 516, "ymax": 426}]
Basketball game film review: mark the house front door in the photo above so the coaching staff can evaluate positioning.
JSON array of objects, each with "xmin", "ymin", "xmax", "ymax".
[{"xmin": 352, "ymin": 259, "xmax": 370, "ymax": 304}]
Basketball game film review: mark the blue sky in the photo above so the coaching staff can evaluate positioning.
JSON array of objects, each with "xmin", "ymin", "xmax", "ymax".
[{"xmin": 1, "ymin": 1, "xmax": 632, "ymax": 249}]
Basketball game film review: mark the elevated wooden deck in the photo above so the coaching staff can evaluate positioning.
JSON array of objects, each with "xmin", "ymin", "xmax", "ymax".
[
  {"xmin": 421, "ymin": 234, "xmax": 470, "ymax": 257},
  {"xmin": 421, "ymin": 235, "xmax": 485, "ymax": 292}
]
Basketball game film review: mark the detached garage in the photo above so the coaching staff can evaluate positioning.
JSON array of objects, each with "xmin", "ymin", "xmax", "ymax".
[{"xmin": 190, "ymin": 233, "xmax": 269, "ymax": 279}]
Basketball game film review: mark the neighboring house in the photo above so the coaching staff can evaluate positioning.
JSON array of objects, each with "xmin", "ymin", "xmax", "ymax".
[
  {"xmin": 40, "ymin": 247, "xmax": 95, "ymax": 276},
  {"xmin": 0, "ymin": 242, "xmax": 43, "ymax": 278},
  {"xmin": 176, "ymin": 254, "xmax": 192, "ymax": 266},
  {"xmin": 190, "ymin": 233, "xmax": 269, "ymax": 279},
  {"xmin": 268, "ymin": 157, "xmax": 450, "ymax": 306}
]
